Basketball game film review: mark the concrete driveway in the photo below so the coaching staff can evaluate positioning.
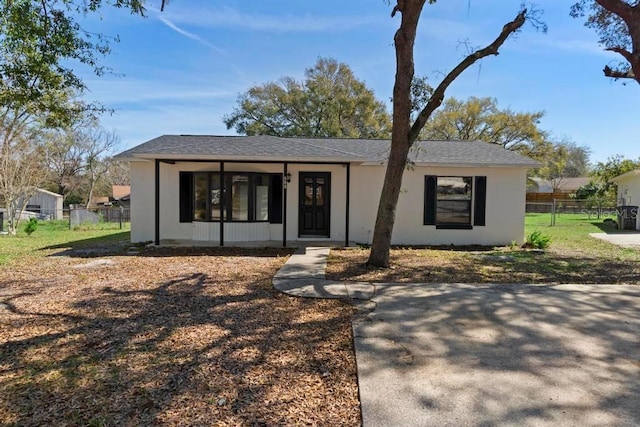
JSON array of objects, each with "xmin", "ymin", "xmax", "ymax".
[
  {"xmin": 590, "ymin": 232, "xmax": 640, "ymax": 249},
  {"xmin": 354, "ymin": 283, "xmax": 640, "ymax": 426}
]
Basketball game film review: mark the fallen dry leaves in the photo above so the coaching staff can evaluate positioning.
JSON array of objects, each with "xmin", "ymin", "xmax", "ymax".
[
  {"xmin": 0, "ymin": 247, "xmax": 360, "ymax": 426},
  {"xmin": 327, "ymin": 246, "xmax": 640, "ymax": 284}
]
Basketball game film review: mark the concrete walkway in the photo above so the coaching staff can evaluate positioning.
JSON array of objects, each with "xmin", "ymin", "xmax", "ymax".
[
  {"xmin": 590, "ymin": 232, "xmax": 640, "ymax": 249},
  {"xmin": 273, "ymin": 247, "xmax": 640, "ymax": 427},
  {"xmin": 272, "ymin": 247, "xmax": 375, "ymax": 300}
]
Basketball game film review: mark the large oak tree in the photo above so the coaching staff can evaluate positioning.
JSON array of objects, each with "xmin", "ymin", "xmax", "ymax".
[
  {"xmin": 420, "ymin": 96, "xmax": 552, "ymax": 161},
  {"xmin": 571, "ymin": 0, "xmax": 640, "ymax": 84},
  {"xmin": 224, "ymin": 57, "xmax": 391, "ymax": 138},
  {"xmin": 367, "ymin": 3, "xmax": 536, "ymax": 267}
]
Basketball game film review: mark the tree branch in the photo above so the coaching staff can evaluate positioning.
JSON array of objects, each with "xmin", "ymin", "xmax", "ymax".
[
  {"xmin": 594, "ymin": 0, "xmax": 634, "ymax": 23},
  {"xmin": 409, "ymin": 9, "xmax": 527, "ymax": 144},
  {"xmin": 604, "ymin": 64, "xmax": 636, "ymax": 79},
  {"xmin": 606, "ymin": 46, "xmax": 634, "ymax": 63}
]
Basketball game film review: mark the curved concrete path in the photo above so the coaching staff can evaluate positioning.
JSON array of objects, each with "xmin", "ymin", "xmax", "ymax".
[
  {"xmin": 273, "ymin": 247, "xmax": 640, "ymax": 427},
  {"xmin": 273, "ymin": 247, "xmax": 375, "ymax": 300}
]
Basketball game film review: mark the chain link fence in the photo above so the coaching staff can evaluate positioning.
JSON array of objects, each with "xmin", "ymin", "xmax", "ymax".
[{"xmin": 69, "ymin": 207, "xmax": 130, "ymax": 229}]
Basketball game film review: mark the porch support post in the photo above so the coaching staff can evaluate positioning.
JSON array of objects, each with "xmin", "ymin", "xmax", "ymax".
[
  {"xmin": 154, "ymin": 159, "xmax": 160, "ymax": 246},
  {"xmin": 282, "ymin": 162, "xmax": 288, "ymax": 247},
  {"xmin": 220, "ymin": 161, "xmax": 224, "ymax": 247},
  {"xmin": 345, "ymin": 162, "xmax": 350, "ymax": 247}
]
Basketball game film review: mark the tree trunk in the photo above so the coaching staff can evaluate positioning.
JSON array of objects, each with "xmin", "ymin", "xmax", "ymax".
[
  {"xmin": 368, "ymin": 1, "xmax": 425, "ymax": 267},
  {"xmin": 368, "ymin": 6, "xmax": 528, "ymax": 267}
]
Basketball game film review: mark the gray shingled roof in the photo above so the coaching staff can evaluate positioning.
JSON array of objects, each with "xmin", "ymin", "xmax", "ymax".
[{"xmin": 115, "ymin": 135, "xmax": 539, "ymax": 167}]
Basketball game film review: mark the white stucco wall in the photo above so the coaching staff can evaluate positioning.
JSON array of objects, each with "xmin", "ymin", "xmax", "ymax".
[
  {"xmin": 615, "ymin": 173, "xmax": 640, "ymax": 230},
  {"xmin": 128, "ymin": 160, "xmax": 528, "ymax": 245},
  {"xmin": 349, "ymin": 164, "xmax": 528, "ymax": 246},
  {"xmin": 130, "ymin": 160, "xmax": 155, "ymax": 242}
]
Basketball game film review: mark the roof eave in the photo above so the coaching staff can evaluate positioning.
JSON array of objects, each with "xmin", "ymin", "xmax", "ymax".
[
  {"xmin": 412, "ymin": 161, "xmax": 541, "ymax": 168},
  {"xmin": 125, "ymin": 153, "xmax": 364, "ymax": 164},
  {"xmin": 613, "ymin": 169, "xmax": 640, "ymax": 182}
]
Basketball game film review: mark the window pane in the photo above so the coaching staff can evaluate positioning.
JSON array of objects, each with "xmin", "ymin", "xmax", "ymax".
[
  {"xmin": 437, "ymin": 177, "xmax": 471, "ymax": 200},
  {"xmin": 194, "ymin": 173, "xmax": 208, "ymax": 221},
  {"xmin": 210, "ymin": 174, "xmax": 222, "ymax": 220},
  {"xmin": 231, "ymin": 175, "xmax": 249, "ymax": 220},
  {"xmin": 316, "ymin": 182, "xmax": 325, "ymax": 206},
  {"xmin": 254, "ymin": 175, "xmax": 270, "ymax": 221},
  {"xmin": 437, "ymin": 200, "xmax": 471, "ymax": 224},
  {"xmin": 437, "ymin": 177, "xmax": 471, "ymax": 224}
]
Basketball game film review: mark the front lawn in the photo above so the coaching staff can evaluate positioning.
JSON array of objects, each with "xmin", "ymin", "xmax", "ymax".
[
  {"xmin": 0, "ymin": 220, "xmax": 131, "ymax": 266},
  {"xmin": 0, "ymin": 226, "xmax": 360, "ymax": 425},
  {"xmin": 327, "ymin": 213, "xmax": 640, "ymax": 284}
]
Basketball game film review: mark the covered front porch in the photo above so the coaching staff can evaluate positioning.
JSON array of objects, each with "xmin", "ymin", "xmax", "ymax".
[{"xmin": 148, "ymin": 159, "xmax": 353, "ymax": 247}]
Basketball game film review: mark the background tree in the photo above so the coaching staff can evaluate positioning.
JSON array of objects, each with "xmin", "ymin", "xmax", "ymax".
[
  {"xmin": 420, "ymin": 96, "xmax": 552, "ymax": 161},
  {"xmin": 571, "ymin": 0, "xmax": 640, "ymax": 84},
  {"xmin": 80, "ymin": 126, "xmax": 120, "ymax": 206},
  {"xmin": 536, "ymin": 140, "xmax": 592, "ymax": 191},
  {"xmin": 44, "ymin": 128, "xmax": 87, "ymax": 199},
  {"xmin": 367, "ymin": 4, "xmax": 539, "ymax": 267},
  {"xmin": 0, "ymin": 117, "xmax": 48, "ymax": 235},
  {"xmin": 0, "ymin": 0, "xmax": 148, "ymax": 232},
  {"xmin": 224, "ymin": 57, "xmax": 392, "ymax": 138},
  {"xmin": 43, "ymin": 119, "xmax": 122, "ymax": 206},
  {"xmin": 589, "ymin": 154, "xmax": 640, "ymax": 201},
  {"xmin": 558, "ymin": 141, "xmax": 591, "ymax": 177}
]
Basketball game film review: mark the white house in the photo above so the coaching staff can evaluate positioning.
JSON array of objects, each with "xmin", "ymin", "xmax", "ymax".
[
  {"xmin": 115, "ymin": 135, "xmax": 539, "ymax": 246},
  {"xmin": 613, "ymin": 169, "xmax": 640, "ymax": 230}
]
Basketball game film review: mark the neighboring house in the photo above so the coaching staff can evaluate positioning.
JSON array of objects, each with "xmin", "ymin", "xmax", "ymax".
[
  {"xmin": 88, "ymin": 196, "xmax": 110, "ymax": 207},
  {"xmin": 115, "ymin": 135, "xmax": 539, "ymax": 246},
  {"xmin": 526, "ymin": 177, "xmax": 591, "ymax": 202},
  {"xmin": 112, "ymin": 185, "xmax": 131, "ymax": 206},
  {"xmin": 613, "ymin": 170, "xmax": 640, "ymax": 230},
  {"xmin": 25, "ymin": 188, "xmax": 64, "ymax": 220}
]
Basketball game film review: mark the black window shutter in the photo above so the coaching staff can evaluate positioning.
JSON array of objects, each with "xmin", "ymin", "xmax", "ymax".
[
  {"xmin": 424, "ymin": 176, "xmax": 436, "ymax": 225},
  {"xmin": 474, "ymin": 176, "xmax": 487, "ymax": 226},
  {"xmin": 269, "ymin": 174, "xmax": 283, "ymax": 224},
  {"xmin": 179, "ymin": 172, "xmax": 193, "ymax": 223}
]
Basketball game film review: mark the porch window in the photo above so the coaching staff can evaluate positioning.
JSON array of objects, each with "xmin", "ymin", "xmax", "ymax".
[
  {"xmin": 424, "ymin": 175, "xmax": 486, "ymax": 229},
  {"xmin": 180, "ymin": 172, "xmax": 282, "ymax": 223}
]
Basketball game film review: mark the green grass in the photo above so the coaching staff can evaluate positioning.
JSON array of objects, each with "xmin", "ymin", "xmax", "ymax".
[
  {"xmin": 0, "ymin": 220, "xmax": 131, "ymax": 267},
  {"xmin": 525, "ymin": 212, "xmax": 640, "ymax": 261},
  {"xmin": 329, "ymin": 213, "xmax": 640, "ymax": 284}
]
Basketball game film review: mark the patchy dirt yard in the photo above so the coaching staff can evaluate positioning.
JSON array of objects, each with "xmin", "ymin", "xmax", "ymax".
[
  {"xmin": 327, "ymin": 246, "xmax": 640, "ymax": 284},
  {"xmin": 0, "ymin": 247, "xmax": 360, "ymax": 426}
]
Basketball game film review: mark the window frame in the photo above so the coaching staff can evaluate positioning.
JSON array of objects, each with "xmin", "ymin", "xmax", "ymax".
[
  {"xmin": 424, "ymin": 175, "xmax": 486, "ymax": 230},
  {"xmin": 435, "ymin": 176, "xmax": 473, "ymax": 229},
  {"xmin": 189, "ymin": 171, "xmax": 282, "ymax": 223}
]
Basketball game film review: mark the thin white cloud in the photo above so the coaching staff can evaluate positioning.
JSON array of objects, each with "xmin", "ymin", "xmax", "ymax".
[
  {"xmin": 163, "ymin": 5, "xmax": 381, "ymax": 33},
  {"xmin": 156, "ymin": 14, "xmax": 226, "ymax": 53},
  {"xmin": 84, "ymin": 78, "xmax": 236, "ymax": 105}
]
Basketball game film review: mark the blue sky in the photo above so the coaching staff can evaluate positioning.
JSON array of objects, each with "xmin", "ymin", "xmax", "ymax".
[{"xmin": 78, "ymin": 0, "xmax": 638, "ymax": 164}]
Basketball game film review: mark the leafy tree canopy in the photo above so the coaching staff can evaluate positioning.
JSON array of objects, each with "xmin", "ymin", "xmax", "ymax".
[
  {"xmin": 420, "ymin": 96, "xmax": 552, "ymax": 161},
  {"xmin": 0, "ymin": 0, "xmax": 147, "ymax": 125},
  {"xmin": 224, "ymin": 57, "xmax": 392, "ymax": 139},
  {"xmin": 571, "ymin": 0, "xmax": 640, "ymax": 84},
  {"xmin": 577, "ymin": 154, "xmax": 640, "ymax": 203},
  {"xmin": 537, "ymin": 140, "xmax": 592, "ymax": 184},
  {"xmin": 591, "ymin": 154, "xmax": 640, "ymax": 186}
]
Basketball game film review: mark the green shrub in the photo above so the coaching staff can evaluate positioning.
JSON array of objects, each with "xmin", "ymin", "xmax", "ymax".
[
  {"xmin": 24, "ymin": 218, "xmax": 38, "ymax": 236},
  {"xmin": 526, "ymin": 230, "xmax": 551, "ymax": 250}
]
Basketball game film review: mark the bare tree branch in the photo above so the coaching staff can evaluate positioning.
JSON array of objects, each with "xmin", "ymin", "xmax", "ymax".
[{"xmin": 409, "ymin": 9, "xmax": 527, "ymax": 143}]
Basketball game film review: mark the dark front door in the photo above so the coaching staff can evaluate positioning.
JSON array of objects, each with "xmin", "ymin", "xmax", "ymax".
[{"xmin": 299, "ymin": 172, "xmax": 330, "ymax": 237}]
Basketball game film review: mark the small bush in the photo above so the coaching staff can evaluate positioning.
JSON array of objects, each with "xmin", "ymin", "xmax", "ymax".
[
  {"xmin": 526, "ymin": 230, "xmax": 551, "ymax": 250},
  {"xmin": 24, "ymin": 218, "xmax": 38, "ymax": 236}
]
